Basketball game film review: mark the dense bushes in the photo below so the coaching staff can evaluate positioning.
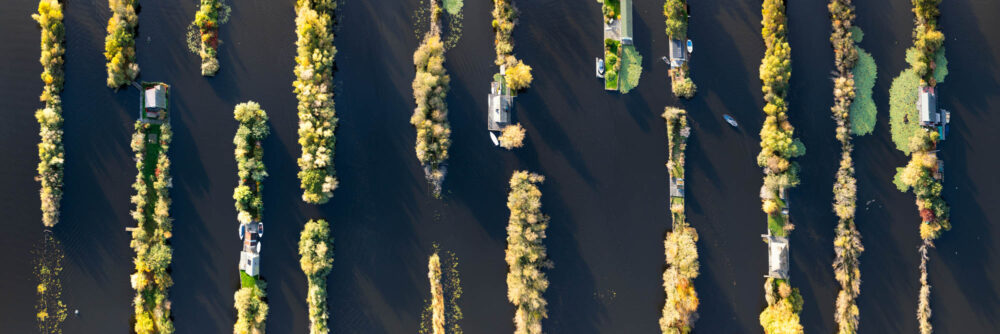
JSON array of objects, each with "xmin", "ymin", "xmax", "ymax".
[
  {"xmin": 757, "ymin": 1, "xmax": 804, "ymax": 332},
  {"xmin": 499, "ymin": 124, "xmax": 526, "ymax": 149},
  {"xmin": 299, "ymin": 219, "xmax": 334, "ymax": 334},
  {"xmin": 104, "ymin": 0, "xmax": 139, "ymax": 88},
  {"xmin": 827, "ymin": 1, "xmax": 865, "ymax": 333},
  {"xmin": 233, "ymin": 281, "xmax": 268, "ymax": 334},
  {"xmin": 292, "ymin": 0, "xmax": 339, "ymax": 202},
  {"xmin": 893, "ymin": 131, "xmax": 949, "ymax": 240},
  {"xmin": 492, "ymin": 0, "xmax": 533, "ymax": 90},
  {"xmin": 760, "ymin": 278, "xmax": 804, "ymax": 334},
  {"xmin": 294, "ymin": 0, "xmax": 339, "ymax": 204},
  {"xmin": 663, "ymin": 0, "xmax": 687, "ymax": 40},
  {"xmin": 128, "ymin": 103, "xmax": 174, "ymax": 333},
  {"xmin": 505, "ymin": 171, "xmax": 550, "ymax": 334},
  {"xmin": 659, "ymin": 108, "xmax": 699, "ymax": 334},
  {"xmin": 33, "ymin": 0, "xmax": 65, "ymax": 228},
  {"xmin": 233, "ymin": 102, "xmax": 269, "ymax": 224},
  {"xmin": 411, "ymin": 0, "xmax": 452, "ymax": 196},
  {"xmin": 192, "ymin": 0, "xmax": 226, "ymax": 76},
  {"xmin": 669, "ymin": 66, "xmax": 696, "ymax": 99}
]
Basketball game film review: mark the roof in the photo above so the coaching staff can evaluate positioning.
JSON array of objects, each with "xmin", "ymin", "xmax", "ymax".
[
  {"xmin": 620, "ymin": 0, "xmax": 633, "ymax": 40},
  {"xmin": 669, "ymin": 39, "xmax": 687, "ymax": 68},
  {"xmin": 670, "ymin": 177, "xmax": 685, "ymax": 198},
  {"xmin": 488, "ymin": 81, "xmax": 512, "ymax": 131},
  {"xmin": 763, "ymin": 234, "xmax": 789, "ymax": 279},
  {"xmin": 145, "ymin": 85, "xmax": 166, "ymax": 109},
  {"xmin": 918, "ymin": 85, "xmax": 938, "ymax": 124}
]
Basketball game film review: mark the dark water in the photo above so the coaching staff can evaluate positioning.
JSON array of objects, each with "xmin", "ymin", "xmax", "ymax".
[{"xmin": 1, "ymin": 0, "xmax": 998, "ymax": 332}]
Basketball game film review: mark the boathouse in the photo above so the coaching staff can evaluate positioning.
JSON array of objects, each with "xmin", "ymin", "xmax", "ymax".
[
  {"xmin": 762, "ymin": 234, "xmax": 790, "ymax": 279},
  {"xmin": 488, "ymin": 77, "xmax": 512, "ymax": 131},
  {"xmin": 668, "ymin": 39, "xmax": 687, "ymax": 69}
]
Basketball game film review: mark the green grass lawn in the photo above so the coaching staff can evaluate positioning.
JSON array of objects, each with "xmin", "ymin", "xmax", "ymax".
[
  {"xmin": 240, "ymin": 270, "xmax": 258, "ymax": 288},
  {"xmin": 888, "ymin": 68, "xmax": 920, "ymax": 154},
  {"xmin": 618, "ymin": 45, "xmax": 642, "ymax": 93},
  {"xmin": 850, "ymin": 46, "xmax": 877, "ymax": 136}
]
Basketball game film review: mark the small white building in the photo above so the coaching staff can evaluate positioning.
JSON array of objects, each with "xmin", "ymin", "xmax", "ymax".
[
  {"xmin": 239, "ymin": 221, "xmax": 263, "ymax": 276},
  {"xmin": 145, "ymin": 85, "xmax": 167, "ymax": 110},
  {"xmin": 762, "ymin": 234, "xmax": 789, "ymax": 279}
]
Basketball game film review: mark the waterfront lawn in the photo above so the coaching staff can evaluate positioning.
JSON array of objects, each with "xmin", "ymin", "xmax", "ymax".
[
  {"xmin": 888, "ymin": 69, "xmax": 921, "ymax": 154},
  {"xmin": 240, "ymin": 270, "xmax": 257, "ymax": 288},
  {"xmin": 618, "ymin": 44, "xmax": 642, "ymax": 93}
]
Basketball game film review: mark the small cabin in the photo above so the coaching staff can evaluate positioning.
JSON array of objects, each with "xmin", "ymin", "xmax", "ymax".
[
  {"xmin": 239, "ymin": 251, "xmax": 260, "ymax": 276},
  {"xmin": 668, "ymin": 39, "xmax": 687, "ymax": 69},
  {"xmin": 669, "ymin": 177, "xmax": 685, "ymax": 198},
  {"xmin": 918, "ymin": 85, "xmax": 941, "ymax": 126},
  {"xmin": 145, "ymin": 85, "xmax": 166, "ymax": 110},
  {"xmin": 762, "ymin": 234, "xmax": 790, "ymax": 279},
  {"xmin": 488, "ymin": 79, "xmax": 512, "ymax": 131}
]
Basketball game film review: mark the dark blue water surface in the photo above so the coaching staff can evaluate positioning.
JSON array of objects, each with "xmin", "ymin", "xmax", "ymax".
[{"xmin": 1, "ymin": 0, "xmax": 998, "ymax": 332}]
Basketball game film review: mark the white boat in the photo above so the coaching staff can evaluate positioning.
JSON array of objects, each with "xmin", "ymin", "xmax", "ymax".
[
  {"xmin": 489, "ymin": 131, "xmax": 500, "ymax": 146},
  {"xmin": 595, "ymin": 57, "xmax": 605, "ymax": 78},
  {"xmin": 686, "ymin": 39, "xmax": 693, "ymax": 54},
  {"xmin": 723, "ymin": 114, "xmax": 738, "ymax": 127}
]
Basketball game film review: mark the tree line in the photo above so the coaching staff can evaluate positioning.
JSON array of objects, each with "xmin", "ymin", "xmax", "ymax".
[
  {"xmin": 411, "ymin": 0, "xmax": 452, "ymax": 196},
  {"xmin": 505, "ymin": 171, "xmax": 550, "ymax": 334},
  {"xmin": 104, "ymin": 0, "xmax": 139, "ymax": 88},
  {"xmin": 294, "ymin": 0, "xmax": 339, "ymax": 204},
  {"xmin": 757, "ymin": 1, "xmax": 804, "ymax": 333},
  {"xmin": 659, "ymin": 108, "xmax": 700, "ymax": 334},
  {"xmin": 128, "ymin": 104, "xmax": 174, "ymax": 333},
  {"xmin": 828, "ymin": 1, "xmax": 864, "ymax": 333},
  {"xmin": 33, "ymin": 0, "xmax": 65, "ymax": 228}
]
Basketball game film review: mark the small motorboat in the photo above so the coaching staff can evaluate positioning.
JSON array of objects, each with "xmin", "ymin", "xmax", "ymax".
[
  {"xmin": 686, "ymin": 39, "xmax": 693, "ymax": 54},
  {"xmin": 239, "ymin": 224, "xmax": 245, "ymax": 240},
  {"xmin": 723, "ymin": 114, "xmax": 738, "ymax": 127},
  {"xmin": 596, "ymin": 57, "xmax": 605, "ymax": 78},
  {"xmin": 661, "ymin": 56, "xmax": 670, "ymax": 65},
  {"xmin": 257, "ymin": 223, "xmax": 263, "ymax": 238},
  {"xmin": 489, "ymin": 131, "xmax": 500, "ymax": 146}
]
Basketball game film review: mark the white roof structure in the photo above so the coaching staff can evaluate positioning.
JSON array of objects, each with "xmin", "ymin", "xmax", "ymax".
[
  {"xmin": 145, "ymin": 85, "xmax": 166, "ymax": 109},
  {"xmin": 918, "ymin": 85, "xmax": 938, "ymax": 126},
  {"xmin": 239, "ymin": 251, "xmax": 260, "ymax": 276},
  {"xmin": 763, "ymin": 234, "xmax": 790, "ymax": 279}
]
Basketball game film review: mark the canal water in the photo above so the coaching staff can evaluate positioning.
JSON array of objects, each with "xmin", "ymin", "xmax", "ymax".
[{"xmin": 1, "ymin": 0, "xmax": 998, "ymax": 332}]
